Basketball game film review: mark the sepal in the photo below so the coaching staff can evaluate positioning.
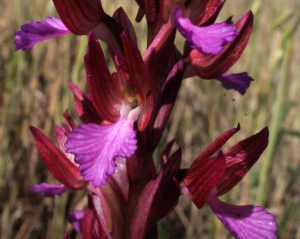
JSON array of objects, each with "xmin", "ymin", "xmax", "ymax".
[
  {"xmin": 53, "ymin": 0, "xmax": 104, "ymax": 35},
  {"xmin": 217, "ymin": 127, "xmax": 269, "ymax": 196},
  {"xmin": 185, "ymin": 151, "xmax": 226, "ymax": 208},
  {"xmin": 30, "ymin": 126, "xmax": 87, "ymax": 189}
]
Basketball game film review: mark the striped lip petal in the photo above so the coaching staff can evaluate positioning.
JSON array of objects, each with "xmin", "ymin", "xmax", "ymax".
[
  {"xmin": 174, "ymin": 8, "xmax": 237, "ymax": 55},
  {"xmin": 207, "ymin": 193, "xmax": 278, "ymax": 239},
  {"xmin": 14, "ymin": 17, "xmax": 70, "ymax": 51},
  {"xmin": 65, "ymin": 117, "xmax": 137, "ymax": 187},
  {"xmin": 30, "ymin": 183, "xmax": 67, "ymax": 197}
]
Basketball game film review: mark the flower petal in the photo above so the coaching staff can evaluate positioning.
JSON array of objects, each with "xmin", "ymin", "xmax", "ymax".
[
  {"xmin": 14, "ymin": 17, "xmax": 69, "ymax": 51},
  {"xmin": 185, "ymin": 151, "xmax": 226, "ymax": 209},
  {"xmin": 84, "ymin": 32, "xmax": 123, "ymax": 123},
  {"xmin": 207, "ymin": 193, "xmax": 278, "ymax": 239},
  {"xmin": 217, "ymin": 127, "xmax": 269, "ymax": 196},
  {"xmin": 68, "ymin": 210, "xmax": 85, "ymax": 236},
  {"xmin": 30, "ymin": 126, "xmax": 87, "ymax": 189},
  {"xmin": 30, "ymin": 183, "xmax": 67, "ymax": 197},
  {"xmin": 217, "ymin": 72, "xmax": 253, "ymax": 95},
  {"xmin": 189, "ymin": 11, "xmax": 253, "ymax": 79},
  {"xmin": 174, "ymin": 8, "xmax": 237, "ymax": 55},
  {"xmin": 65, "ymin": 117, "xmax": 137, "ymax": 187},
  {"xmin": 53, "ymin": 0, "xmax": 104, "ymax": 35}
]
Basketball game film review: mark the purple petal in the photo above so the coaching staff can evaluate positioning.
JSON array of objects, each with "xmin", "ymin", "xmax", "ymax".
[
  {"xmin": 174, "ymin": 8, "xmax": 237, "ymax": 55},
  {"xmin": 30, "ymin": 183, "xmax": 67, "ymax": 197},
  {"xmin": 65, "ymin": 117, "xmax": 137, "ymax": 187},
  {"xmin": 217, "ymin": 72, "xmax": 254, "ymax": 95},
  {"xmin": 207, "ymin": 193, "xmax": 278, "ymax": 239},
  {"xmin": 68, "ymin": 210, "xmax": 85, "ymax": 236},
  {"xmin": 15, "ymin": 17, "xmax": 70, "ymax": 51}
]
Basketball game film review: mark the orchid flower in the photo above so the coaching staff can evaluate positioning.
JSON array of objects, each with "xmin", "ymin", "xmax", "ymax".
[
  {"xmin": 65, "ymin": 32, "xmax": 153, "ymax": 187},
  {"xmin": 183, "ymin": 126, "xmax": 278, "ymax": 238}
]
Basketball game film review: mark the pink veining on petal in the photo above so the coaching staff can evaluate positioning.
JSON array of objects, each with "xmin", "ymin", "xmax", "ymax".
[
  {"xmin": 207, "ymin": 193, "xmax": 278, "ymax": 239},
  {"xmin": 65, "ymin": 117, "xmax": 137, "ymax": 187}
]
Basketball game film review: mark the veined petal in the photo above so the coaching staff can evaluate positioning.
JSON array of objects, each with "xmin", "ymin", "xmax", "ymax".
[
  {"xmin": 14, "ymin": 17, "xmax": 69, "ymax": 51},
  {"xmin": 174, "ymin": 8, "xmax": 237, "ymax": 55},
  {"xmin": 65, "ymin": 117, "xmax": 137, "ymax": 187},
  {"xmin": 207, "ymin": 193, "xmax": 278, "ymax": 239},
  {"xmin": 217, "ymin": 72, "xmax": 253, "ymax": 95},
  {"xmin": 185, "ymin": 151, "xmax": 226, "ymax": 209},
  {"xmin": 30, "ymin": 183, "xmax": 67, "ymax": 197},
  {"xmin": 53, "ymin": 0, "xmax": 103, "ymax": 35}
]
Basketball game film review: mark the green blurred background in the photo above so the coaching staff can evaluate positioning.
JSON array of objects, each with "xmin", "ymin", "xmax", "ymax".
[{"xmin": 1, "ymin": 0, "xmax": 300, "ymax": 238}]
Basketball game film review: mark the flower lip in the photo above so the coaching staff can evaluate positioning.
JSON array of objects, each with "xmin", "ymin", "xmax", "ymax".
[{"xmin": 174, "ymin": 7, "xmax": 237, "ymax": 55}]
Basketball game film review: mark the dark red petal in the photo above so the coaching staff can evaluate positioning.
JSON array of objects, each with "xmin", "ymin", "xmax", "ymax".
[
  {"xmin": 185, "ymin": 151, "xmax": 226, "ymax": 209},
  {"xmin": 63, "ymin": 110, "xmax": 76, "ymax": 129},
  {"xmin": 113, "ymin": 8, "xmax": 137, "ymax": 44},
  {"xmin": 81, "ymin": 209, "xmax": 95, "ymax": 239},
  {"xmin": 53, "ymin": 0, "xmax": 104, "ymax": 35},
  {"xmin": 84, "ymin": 32, "xmax": 121, "ymax": 122},
  {"xmin": 130, "ymin": 148, "xmax": 181, "ymax": 238},
  {"xmin": 190, "ymin": 11, "xmax": 253, "ymax": 79},
  {"xmin": 192, "ymin": 124, "xmax": 240, "ymax": 166},
  {"xmin": 68, "ymin": 82, "xmax": 104, "ymax": 124},
  {"xmin": 30, "ymin": 126, "xmax": 87, "ymax": 189},
  {"xmin": 121, "ymin": 33, "xmax": 153, "ymax": 130},
  {"xmin": 217, "ymin": 127, "xmax": 269, "ymax": 196},
  {"xmin": 187, "ymin": 0, "xmax": 226, "ymax": 26}
]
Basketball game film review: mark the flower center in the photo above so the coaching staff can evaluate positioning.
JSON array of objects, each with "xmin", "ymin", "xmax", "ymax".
[{"xmin": 120, "ymin": 84, "xmax": 142, "ymax": 121}]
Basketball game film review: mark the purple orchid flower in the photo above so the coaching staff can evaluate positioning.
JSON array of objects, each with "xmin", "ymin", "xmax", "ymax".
[
  {"xmin": 14, "ymin": 17, "xmax": 70, "ymax": 51},
  {"xmin": 174, "ymin": 7, "xmax": 237, "ymax": 55},
  {"xmin": 30, "ymin": 183, "xmax": 67, "ymax": 197}
]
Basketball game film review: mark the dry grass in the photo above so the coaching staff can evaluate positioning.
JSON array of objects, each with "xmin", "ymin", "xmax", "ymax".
[{"xmin": 0, "ymin": 0, "xmax": 300, "ymax": 238}]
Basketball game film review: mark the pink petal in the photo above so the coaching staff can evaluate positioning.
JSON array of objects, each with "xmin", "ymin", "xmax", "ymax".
[
  {"xmin": 30, "ymin": 183, "xmax": 67, "ymax": 197},
  {"xmin": 207, "ymin": 193, "xmax": 278, "ymax": 239},
  {"xmin": 65, "ymin": 117, "xmax": 137, "ymax": 187},
  {"xmin": 15, "ymin": 17, "xmax": 69, "ymax": 51},
  {"xmin": 174, "ymin": 8, "xmax": 237, "ymax": 55}
]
